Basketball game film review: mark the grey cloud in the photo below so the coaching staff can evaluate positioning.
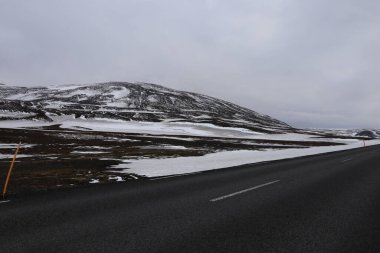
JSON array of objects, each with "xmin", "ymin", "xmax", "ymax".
[{"xmin": 0, "ymin": 0, "xmax": 379, "ymax": 128}]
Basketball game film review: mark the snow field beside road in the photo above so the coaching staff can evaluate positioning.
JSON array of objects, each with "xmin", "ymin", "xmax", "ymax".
[{"xmin": 111, "ymin": 139, "xmax": 380, "ymax": 177}]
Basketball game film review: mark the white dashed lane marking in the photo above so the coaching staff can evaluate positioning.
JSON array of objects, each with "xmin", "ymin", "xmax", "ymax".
[{"xmin": 210, "ymin": 180, "xmax": 280, "ymax": 202}]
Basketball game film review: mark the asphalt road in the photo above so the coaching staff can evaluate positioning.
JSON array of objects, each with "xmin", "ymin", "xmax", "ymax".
[{"xmin": 1, "ymin": 145, "xmax": 380, "ymax": 252}]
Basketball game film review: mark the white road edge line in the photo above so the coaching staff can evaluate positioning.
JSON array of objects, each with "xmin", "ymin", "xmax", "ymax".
[
  {"xmin": 150, "ymin": 172, "xmax": 202, "ymax": 181},
  {"xmin": 210, "ymin": 180, "xmax": 280, "ymax": 202},
  {"xmin": 341, "ymin": 158, "xmax": 353, "ymax": 163},
  {"xmin": 0, "ymin": 200, "xmax": 10, "ymax": 204},
  {"xmin": 150, "ymin": 174, "xmax": 186, "ymax": 181}
]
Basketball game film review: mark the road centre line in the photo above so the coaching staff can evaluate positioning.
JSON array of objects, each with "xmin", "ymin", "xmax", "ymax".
[
  {"xmin": 341, "ymin": 158, "xmax": 353, "ymax": 163},
  {"xmin": 210, "ymin": 180, "xmax": 280, "ymax": 202},
  {"xmin": 0, "ymin": 200, "xmax": 10, "ymax": 204}
]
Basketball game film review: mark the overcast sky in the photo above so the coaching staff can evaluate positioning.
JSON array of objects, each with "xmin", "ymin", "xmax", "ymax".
[{"xmin": 1, "ymin": 0, "xmax": 379, "ymax": 128}]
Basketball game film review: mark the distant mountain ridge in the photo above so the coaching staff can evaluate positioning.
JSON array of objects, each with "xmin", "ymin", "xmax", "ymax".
[{"xmin": 0, "ymin": 81, "xmax": 293, "ymax": 133}]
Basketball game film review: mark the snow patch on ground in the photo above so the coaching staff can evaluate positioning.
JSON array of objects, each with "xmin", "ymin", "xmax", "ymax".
[
  {"xmin": 108, "ymin": 175, "xmax": 125, "ymax": 182},
  {"xmin": 71, "ymin": 151, "xmax": 109, "ymax": 154},
  {"xmin": 48, "ymin": 84, "xmax": 88, "ymax": 91},
  {"xmin": 6, "ymin": 92, "xmax": 40, "ymax": 101},
  {"xmin": 140, "ymin": 145, "xmax": 188, "ymax": 150},
  {"xmin": 0, "ymin": 118, "xmax": 374, "ymax": 144},
  {"xmin": 44, "ymin": 101, "xmax": 75, "ymax": 109},
  {"xmin": 0, "ymin": 111, "xmax": 35, "ymax": 118},
  {"xmin": 0, "ymin": 117, "xmax": 264, "ymax": 138},
  {"xmin": 57, "ymin": 118, "xmax": 265, "ymax": 138},
  {"xmin": 111, "ymin": 139, "xmax": 380, "ymax": 177},
  {"xmin": 108, "ymin": 87, "xmax": 130, "ymax": 99},
  {"xmin": 0, "ymin": 154, "xmax": 34, "ymax": 160},
  {"xmin": 0, "ymin": 116, "xmax": 263, "ymax": 138},
  {"xmin": 0, "ymin": 143, "xmax": 35, "ymax": 149},
  {"xmin": 56, "ymin": 88, "xmax": 101, "ymax": 98}
]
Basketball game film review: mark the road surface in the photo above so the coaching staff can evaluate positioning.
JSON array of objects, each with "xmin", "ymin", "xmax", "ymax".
[{"xmin": 1, "ymin": 145, "xmax": 380, "ymax": 252}]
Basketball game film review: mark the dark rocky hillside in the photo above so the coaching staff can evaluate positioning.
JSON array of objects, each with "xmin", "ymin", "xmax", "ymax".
[{"xmin": 0, "ymin": 82, "xmax": 293, "ymax": 133}]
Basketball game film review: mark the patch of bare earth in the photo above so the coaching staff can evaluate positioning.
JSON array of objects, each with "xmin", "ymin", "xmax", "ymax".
[{"xmin": 0, "ymin": 127, "xmax": 341, "ymax": 195}]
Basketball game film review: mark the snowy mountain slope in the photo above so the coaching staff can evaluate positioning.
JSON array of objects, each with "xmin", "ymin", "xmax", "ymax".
[{"xmin": 0, "ymin": 82, "xmax": 293, "ymax": 133}]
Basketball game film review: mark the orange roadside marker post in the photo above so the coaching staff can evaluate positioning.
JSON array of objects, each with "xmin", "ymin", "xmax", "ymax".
[{"xmin": 2, "ymin": 142, "xmax": 21, "ymax": 199}]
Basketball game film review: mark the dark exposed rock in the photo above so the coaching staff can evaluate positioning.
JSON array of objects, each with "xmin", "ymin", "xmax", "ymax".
[{"xmin": 355, "ymin": 130, "xmax": 376, "ymax": 139}]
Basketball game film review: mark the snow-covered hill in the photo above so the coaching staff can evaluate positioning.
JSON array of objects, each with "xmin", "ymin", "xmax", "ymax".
[
  {"xmin": 0, "ymin": 82, "xmax": 293, "ymax": 134},
  {"xmin": 303, "ymin": 128, "xmax": 380, "ymax": 139}
]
